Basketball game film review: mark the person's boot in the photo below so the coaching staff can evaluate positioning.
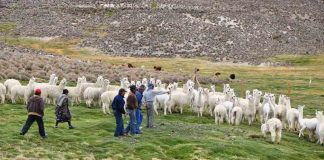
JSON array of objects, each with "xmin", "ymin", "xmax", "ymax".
[{"xmin": 69, "ymin": 125, "xmax": 75, "ymax": 129}]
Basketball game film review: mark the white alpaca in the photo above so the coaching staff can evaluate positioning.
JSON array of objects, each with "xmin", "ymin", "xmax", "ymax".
[
  {"xmin": 101, "ymin": 90, "xmax": 119, "ymax": 114},
  {"xmin": 120, "ymin": 77, "xmax": 130, "ymax": 89},
  {"xmin": 164, "ymin": 88, "xmax": 191, "ymax": 115},
  {"xmin": 223, "ymin": 84, "xmax": 230, "ymax": 93},
  {"xmin": 214, "ymin": 102, "xmax": 228, "ymax": 124},
  {"xmin": 205, "ymin": 86, "xmax": 226, "ymax": 116},
  {"xmin": 44, "ymin": 79, "xmax": 67, "ymax": 105},
  {"xmin": 261, "ymin": 118, "xmax": 283, "ymax": 144},
  {"xmin": 297, "ymin": 105, "xmax": 318, "ymax": 139},
  {"xmin": 261, "ymin": 93, "xmax": 275, "ymax": 123},
  {"xmin": 231, "ymin": 106, "xmax": 243, "ymax": 125},
  {"xmin": 0, "ymin": 83, "xmax": 6, "ymax": 104},
  {"xmin": 4, "ymin": 79, "xmax": 21, "ymax": 97},
  {"xmin": 65, "ymin": 77, "xmax": 84, "ymax": 106},
  {"xmin": 192, "ymin": 87, "xmax": 207, "ymax": 117},
  {"xmin": 80, "ymin": 76, "xmax": 104, "ymax": 99},
  {"xmin": 245, "ymin": 95, "xmax": 256, "ymax": 125},
  {"xmin": 35, "ymin": 74, "xmax": 57, "ymax": 86},
  {"xmin": 253, "ymin": 89, "xmax": 263, "ymax": 122},
  {"xmin": 156, "ymin": 79, "xmax": 162, "ymax": 87},
  {"xmin": 315, "ymin": 111, "xmax": 324, "ymax": 145},
  {"xmin": 136, "ymin": 81, "xmax": 142, "ymax": 88},
  {"xmin": 285, "ymin": 97, "xmax": 299, "ymax": 131},
  {"xmin": 84, "ymin": 79, "xmax": 109, "ymax": 107},
  {"xmin": 142, "ymin": 78, "xmax": 148, "ymax": 88},
  {"xmin": 32, "ymin": 75, "xmax": 59, "ymax": 104},
  {"xmin": 149, "ymin": 78, "xmax": 155, "ymax": 86},
  {"xmin": 153, "ymin": 84, "xmax": 173, "ymax": 115},
  {"xmin": 153, "ymin": 94, "xmax": 169, "ymax": 115},
  {"xmin": 10, "ymin": 78, "xmax": 35, "ymax": 104},
  {"xmin": 271, "ymin": 95, "xmax": 287, "ymax": 128}
]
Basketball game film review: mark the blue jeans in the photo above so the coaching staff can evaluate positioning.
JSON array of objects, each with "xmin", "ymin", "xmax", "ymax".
[
  {"xmin": 135, "ymin": 108, "xmax": 143, "ymax": 133},
  {"xmin": 114, "ymin": 111, "xmax": 124, "ymax": 137},
  {"xmin": 125, "ymin": 109, "xmax": 136, "ymax": 135},
  {"xmin": 21, "ymin": 115, "xmax": 46, "ymax": 137}
]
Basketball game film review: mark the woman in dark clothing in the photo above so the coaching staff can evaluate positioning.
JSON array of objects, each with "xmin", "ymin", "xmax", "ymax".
[{"xmin": 55, "ymin": 89, "xmax": 74, "ymax": 129}]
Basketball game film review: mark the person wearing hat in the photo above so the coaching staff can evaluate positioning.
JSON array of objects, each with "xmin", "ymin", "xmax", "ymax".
[
  {"xmin": 143, "ymin": 83, "xmax": 169, "ymax": 128},
  {"xmin": 125, "ymin": 85, "xmax": 138, "ymax": 135},
  {"xmin": 55, "ymin": 89, "xmax": 74, "ymax": 129},
  {"xmin": 112, "ymin": 88, "xmax": 127, "ymax": 137},
  {"xmin": 20, "ymin": 88, "xmax": 47, "ymax": 138},
  {"xmin": 135, "ymin": 85, "xmax": 145, "ymax": 134}
]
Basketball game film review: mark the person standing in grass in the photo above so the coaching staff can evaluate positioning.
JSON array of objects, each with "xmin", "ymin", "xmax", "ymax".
[
  {"xmin": 143, "ymin": 84, "xmax": 169, "ymax": 128},
  {"xmin": 125, "ymin": 85, "xmax": 138, "ymax": 135},
  {"xmin": 112, "ymin": 88, "xmax": 127, "ymax": 137},
  {"xmin": 55, "ymin": 89, "xmax": 74, "ymax": 129},
  {"xmin": 20, "ymin": 88, "xmax": 47, "ymax": 138},
  {"xmin": 135, "ymin": 85, "xmax": 145, "ymax": 134}
]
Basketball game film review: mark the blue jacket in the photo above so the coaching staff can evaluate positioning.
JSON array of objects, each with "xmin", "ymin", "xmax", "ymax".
[
  {"xmin": 135, "ymin": 91, "xmax": 143, "ymax": 109},
  {"xmin": 112, "ymin": 95, "xmax": 125, "ymax": 114}
]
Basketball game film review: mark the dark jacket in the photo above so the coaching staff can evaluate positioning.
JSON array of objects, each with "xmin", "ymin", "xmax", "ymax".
[
  {"xmin": 27, "ymin": 95, "xmax": 45, "ymax": 117},
  {"xmin": 112, "ymin": 94, "xmax": 126, "ymax": 114},
  {"xmin": 127, "ymin": 92, "xmax": 138, "ymax": 110},
  {"xmin": 55, "ymin": 94, "xmax": 71, "ymax": 122}
]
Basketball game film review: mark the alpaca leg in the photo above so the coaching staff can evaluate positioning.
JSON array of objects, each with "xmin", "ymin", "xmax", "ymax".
[
  {"xmin": 309, "ymin": 130, "xmax": 314, "ymax": 141},
  {"xmin": 235, "ymin": 117, "xmax": 240, "ymax": 125},
  {"xmin": 163, "ymin": 103, "xmax": 168, "ymax": 115},
  {"xmin": 0, "ymin": 95, "xmax": 4, "ymax": 104},
  {"xmin": 277, "ymin": 130, "xmax": 282, "ymax": 144},
  {"xmin": 180, "ymin": 105, "xmax": 183, "ymax": 114},
  {"xmin": 209, "ymin": 107, "xmax": 213, "ymax": 117},
  {"xmin": 226, "ymin": 114, "xmax": 230, "ymax": 124},
  {"xmin": 270, "ymin": 130, "xmax": 276, "ymax": 143},
  {"xmin": 231, "ymin": 115, "xmax": 234, "ymax": 125},
  {"xmin": 168, "ymin": 103, "xmax": 172, "ymax": 114},
  {"xmin": 11, "ymin": 94, "xmax": 15, "ymax": 104},
  {"xmin": 260, "ymin": 114, "xmax": 263, "ymax": 124},
  {"xmin": 154, "ymin": 104, "xmax": 159, "ymax": 116},
  {"xmin": 299, "ymin": 126, "xmax": 306, "ymax": 137},
  {"xmin": 219, "ymin": 115, "xmax": 224, "ymax": 124},
  {"xmin": 287, "ymin": 119, "xmax": 292, "ymax": 131},
  {"xmin": 102, "ymin": 103, "xmax": 106, "ymax": 114},
  {"xmin": 87, "ymin": 100, "xmax": 91, "ymax": 108},
  {"xmin": 215, "ymin": 115, "xmax": 218, "ymax": 124}
]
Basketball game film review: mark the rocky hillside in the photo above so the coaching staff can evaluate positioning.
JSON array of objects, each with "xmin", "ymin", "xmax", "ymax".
[{"xmin": 0, "ymin": 0, "xmax": 323, "ymax": 64}]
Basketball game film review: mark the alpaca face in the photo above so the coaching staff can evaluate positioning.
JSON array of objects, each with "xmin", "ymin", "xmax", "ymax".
[
  {"xmin": 298, "ymin": 105, "xmax": 305, "ymax": 111},
  {"xmin": 261, "ymin": 124, "xmax": 268, "ymax": 136}
]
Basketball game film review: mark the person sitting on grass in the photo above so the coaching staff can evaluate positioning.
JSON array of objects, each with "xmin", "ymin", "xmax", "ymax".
[
  {"xmin": 20, "ymin": 88, "xmax": 47, "ymax": 138},
  {"xmin": 55, "ymin": 89, "xmax": 74, "ymax": 129},
  {"xmin": 112, "ymin": 88, "xmax": 127, "ymax": 137}
]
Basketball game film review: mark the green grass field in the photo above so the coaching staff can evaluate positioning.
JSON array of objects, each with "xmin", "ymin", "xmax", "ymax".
[
  {"xmin": 0, "ymin": 34, "xmax": 324, "ymax": 159},
  {"xmin": 0, "ymin": 103, "xmax": 324, "ymax": 160}
]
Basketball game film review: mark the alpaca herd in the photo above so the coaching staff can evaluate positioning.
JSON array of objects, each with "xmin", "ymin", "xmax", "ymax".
[{"xmin": 0, "ymin": 74, "xmax": 324, "ymax": 146}]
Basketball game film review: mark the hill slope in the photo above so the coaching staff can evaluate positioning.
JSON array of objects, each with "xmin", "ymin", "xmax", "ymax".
[{"xmin": 0, "ymin": 0, "xmax": 323, "ymax": 64}]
